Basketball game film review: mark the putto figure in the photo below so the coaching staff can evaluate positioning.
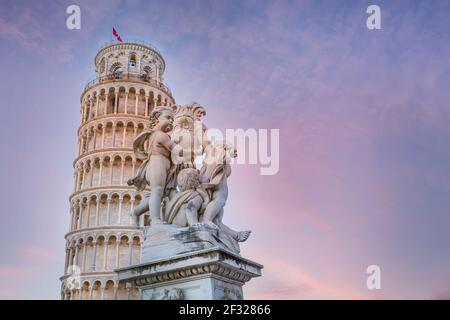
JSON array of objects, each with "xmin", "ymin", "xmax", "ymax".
[
  {"xmin": 200, "ymin": 142, "xmax": 251, "ymax": 244},
  {"xmin": 164, "ymin": 168, "xmax": 208, "ymax": 227},
  {"xmin": 128, "ymin": 106, "xmax": 177, "ymax": 225},
  {"xmin": 163, "ymin": 164, "xmax": 251, "ymax": 253},
  {"xmin": 128, "ymin": 102, "xmax": 251, "ymax": 254}
]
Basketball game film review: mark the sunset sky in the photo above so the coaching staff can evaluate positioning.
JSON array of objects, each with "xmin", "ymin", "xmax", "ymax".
[{"xmin": 0, "ymin": 0, "xmax": 449, "ymax": 299}]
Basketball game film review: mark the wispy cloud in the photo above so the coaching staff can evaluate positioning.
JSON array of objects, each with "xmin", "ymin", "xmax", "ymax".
[
  {"xmin": 245, "ymin": 246, "xmax": 373, "ymax": 300},
  {"xmin": 0, "ymin": 2, "xmax": 74, "ymax": 63}
]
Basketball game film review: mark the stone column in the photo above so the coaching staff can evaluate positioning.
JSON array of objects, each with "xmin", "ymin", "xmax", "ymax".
[
  {"xmin": 121, "ymin": 126, "xmax": 127, "ymax": 147},
  {"xmin": 84, "ymin": 131, "xmax": 89, "ymax": 154},
  {"xmin": 109, "ymin": 160, "xmax": 114, "ymax": 185},
  {"xmin": 85, "ymin": 200, "xmax": 91, "ymax": 228},
  {"xmin": 81, "ymin": 102, "xmax": 86, "ymax": 124},
  {"xmin": 74, "ymin": 207, "xmax": 80, "ymax": 231},
  {"xmin": 75, "ymin": 169, "xmax": 80, "ymax": 191},
  {"xmin": 78, "ymin": 168, "xmax": 83, "ymax": 191},
  {"xmin": 91, "ymin": 241, "xmax": 97, "ymax": 271},
  {"xmin": 78, "ymin": 167, "xmax": 83, "ymax": 190},
  {"xmin": 129, "ymin": 198, "xmax": 135, "ymax": 218},
  {"xmin": 106, "ymin": 197, "xmax": 112, "ymax": 225},
  {"xmin": 90, "ymin": 99, "xmax": 95, "ymax": 120},
  {"xmin": 95, "ymin": 198, "xmax": 100, "ymax": 227},
  {"xmin": 101, "ymin": 126, "xmax": 106, "ymax": 148},
  {"xmin": 73, "ymin": 207, "xmax": 79, "ymax": 230},
  {"xmin": 79, "ymin": 167, "xmax": 85, "ymax": 190},
  {"xmin": 83, "ymin": 165, "xmax": 88, "ymax": 189},
  {"xmin": 120, "ymin": 159, "xmax": 125, "ymax": 184},
  {"xmin": 80, "ymin": 108, "xmax": 84, "ymax": 124},
  {"xmin": 134, "ymin": 93, "xmax": 139, "ymax": 115},
  {"xmin": 68, "ymin": 247, "xmax": 74, "ymax": 267},
  {"xmin": 92, "ymin": 128, "xmax": 98, "ymax": 150},
  {"xmin": 91, "ymin": 99, "xmax": 95, "ymax": 119},
  {"xmin": 144, "ymin": 95, "xmax": 149, "ymax": 117},
  {"xmin": 87, "ymin": 101, "xmax": 91, "ymax": 121},
  {"xmin": 95, "ymin": 95, "xmax": 100, "ymax": 117},
  {"xmin": 77, "ymin": 137, "xmax": 82, "ymax": 157},
  {"xmin": 73, "ymin": 172, "xmax": 78, "ymax": 192},
  {"xmin": 74, "ymin": 245, "xmax": 80, "ymax": 266},
  {"xmin": 79, "ymin": 136, "xmax": 84, "ymax": 156},
  {"xmin": 128, "ymin": 241, "xmax": 133, "ymax": 265},
  {"xmin": 98, "ymin": 159, "xmax": 103, "ymax": 185},
  {"xmin": 89, "ymin": 165, "xmax": 94, "ymax": 188},
  {"xmin": 83, "ymin": 134, "xmax": 88, "ymax": 154},
  {"xmin": 77, "ymin": 204, "xmax": 82, "ymax": 229},
  {"xmin": 114, "ymin": 92, "xmax": 119, "ymax": 114},
  {"xmin": 80, "ymin": 201, "xmax": 89, "ymax": 228},
  {"xmin": 124, "ymin": 91, "xmax": 129, "ymax": 114},
  {"xmin": 115, "ymin": 240, "xmax": 120, "ymax": 268},
  {"xmin": 103, "ymin": 240, "xmax": 108, "ymax": 270},
  {"xmin": 85, "ymin": 102, "xmax": 89, "ymax": 122},
  {"xmin": 104, "ymin": 92, "xmax": 109, "ymax": 114},
  {"xmin": 100, "ymin": 286, "xmax": 105, "ymax": 300},
  {"xmin": 73, "ymin": 206, "xmax": 79, "ymax": 231},
  {"xmin": 112, "ymin": 124, "xmax": 116, "ymax": 147},
  {"xmin": 113, "ymin": 285, "xmax": 119, "ymax": 300},
  {"xmin": 82, "ymin": 104, "xmax": 86, "ymax": 123},
  {"xmin": 126, "ymin": 283, "xmax": 131, "ymax": 300},
  {"xmin": 82, "ymin": 243, "xmax": 87, "ymax": 272},
  {"xmin": 69, "ymin": 207, "xmax": 74, "ymax": 231},
  {"xmin": 117, "ymin": 196, "xmax": 123, "ymax": 225}
]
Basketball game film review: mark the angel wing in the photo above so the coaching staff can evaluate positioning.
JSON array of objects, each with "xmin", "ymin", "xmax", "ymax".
[{"xmin": 133, "ymin": 130, "xmax": 154, "ymax": 160}]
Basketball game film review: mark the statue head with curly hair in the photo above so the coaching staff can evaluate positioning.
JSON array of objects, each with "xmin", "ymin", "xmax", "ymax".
[
  {"xmin": 149, "ymin": 106, "xmax": 174, "ymax": 132},
  {"xmin": 177, "ymin": 168, "xmax": 201, "ymax": 191}
]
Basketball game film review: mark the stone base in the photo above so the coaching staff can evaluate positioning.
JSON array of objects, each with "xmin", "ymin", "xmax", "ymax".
[
  {"xmin": 116, "ymin": 247, "xmax": 263, "ymax": 300},
  {"xmin": 140, "ymin": 223, "xmax": 243, "ymax": 261}
]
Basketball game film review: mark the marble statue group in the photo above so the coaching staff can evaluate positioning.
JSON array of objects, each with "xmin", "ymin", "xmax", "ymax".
[{"xmin": 127, "ymin": 102, "xmax": 250, "ymax": 254}]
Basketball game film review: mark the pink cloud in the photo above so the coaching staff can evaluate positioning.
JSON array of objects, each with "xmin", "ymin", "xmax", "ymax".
[
  {"xmin": 245, "ymin": 245, "xmax": 373, "ymax": 300},
  {"xmin": 0, "ymin": 244, "xmax": 63, "ymax": 299},
  {"xmin": 0, "ymin": 266, "xmax": 30, "ymax": 278},
  {"xmin": 15, "ymin": 244, "xmax": 59, "ymax": 263}
]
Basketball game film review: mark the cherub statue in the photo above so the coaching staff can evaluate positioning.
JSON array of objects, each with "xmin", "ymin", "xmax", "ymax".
[
  {"xmin": 200, "ymin": 141, "xmax": 251, "ymax": 242},
  {"xmin": 164, "ymin": 168, "xmax": 208, "ymax": 227},
  {"xmin": 164, "ymin": 167, "xmax": 250, "ymax": 253},
  {"xmin": 128, "ymin": 106, "xmax": 177, "ymax": 226}
]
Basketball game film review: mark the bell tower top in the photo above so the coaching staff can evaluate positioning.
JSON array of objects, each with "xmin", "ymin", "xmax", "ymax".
[{"xmin": 94, "ymin": 40, "xmax": 166, "ymax": 83}]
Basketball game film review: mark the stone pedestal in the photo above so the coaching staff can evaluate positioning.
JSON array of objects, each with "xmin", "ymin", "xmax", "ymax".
[{"xmin": 116, "ymin": 224, "xmax": 263, "ymax": 300}]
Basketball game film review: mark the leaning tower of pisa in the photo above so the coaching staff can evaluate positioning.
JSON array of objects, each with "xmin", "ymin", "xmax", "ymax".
[{"xmin": 60, "ymin": 40, "xmax": 175, "ymax": 300}]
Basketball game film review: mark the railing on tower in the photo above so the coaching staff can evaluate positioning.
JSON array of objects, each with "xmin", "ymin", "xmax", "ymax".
[
  {"xmin": 84, "ymin": 73, "xmax": 172, "ymax": 96},
  {"xmin": 97, "ymin": 39, "xmax": 164, "ymax": 58}
]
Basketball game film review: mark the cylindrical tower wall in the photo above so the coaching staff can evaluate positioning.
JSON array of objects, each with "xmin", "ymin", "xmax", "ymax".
[{"xmin": 60, "ymin": 41, "xmax": 175, "ymax": 300}]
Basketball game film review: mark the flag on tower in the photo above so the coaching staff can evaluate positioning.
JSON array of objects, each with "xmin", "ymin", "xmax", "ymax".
[{"xmin": 112, "ymin": 27, "xmax": 123, "ymax": 42}]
